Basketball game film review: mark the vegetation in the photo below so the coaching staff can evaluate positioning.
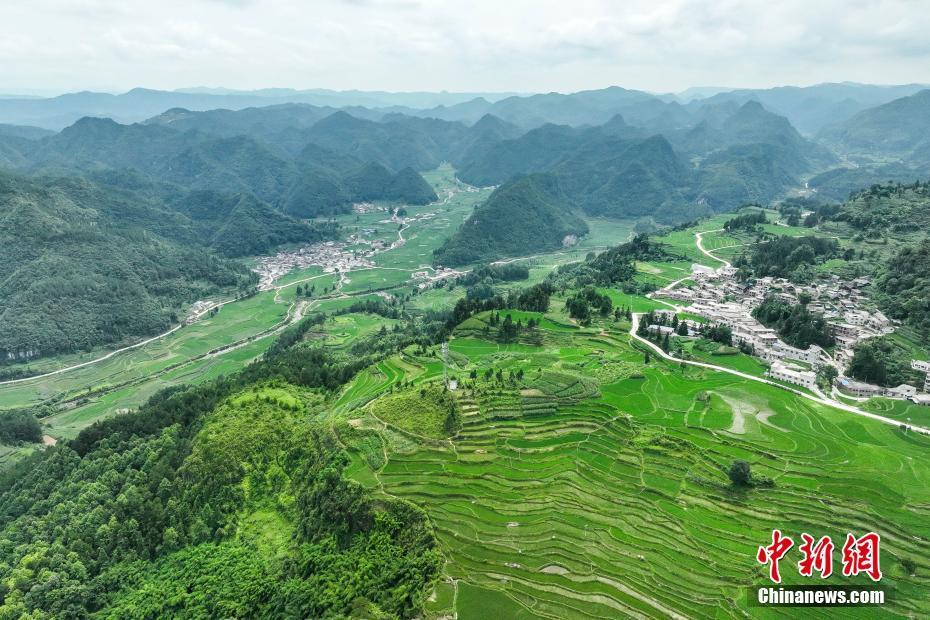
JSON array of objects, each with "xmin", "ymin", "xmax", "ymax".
[
  {"xmin": 819, "ymin": 89, "xmax": 930, "ymax": 165},
  {"xmin": 5, "ymin": 91, "xmax": 930, "ymax": 618},
  {"xmin": 456, "ymin": 101, "xmax": 832, "ymax": 221},
  {"xmin": 723, "ymin": 209, "xmax": 767, "ymax": 231},
  {"xmin": 0, "ymin": 318, "xmax": 442, "ymax": 618},
  {"xmin": 552, "ymin": 233, "xmax": 675, "ymax": 290},
  {"xmin": 433, "ymin": 174, "xmax": 588, "ymax": 266},
  {"xmin": 0, "ymin": 172, "xmax": 257, "ymax": 362},
  {"xmin": 727, "ymin": 459, "xmax": 752, "ymax": 486},
  {"xmin": 736, "ymin": 235, "xmax": 839, "ymax": 282},
  {"xmin": 752, "ymin": 296, "xmax": 836, "ymax": 349},
  {"xmin": 847, "ymin": 336, "xmax": 924, "ymax": 387},
  {"xmin": 876, "ymin": 239, "xmax": 930, "ymax": 343},
  {"xmin": 566, "ymin": 287, "xmax": 613, "ymax": 324},
  {"xmin": 0, "ymin": 409, "xmax": 42, "ymax": 444},
  {"xmin": 370, "ymin": 384, "xmax": 461, "ymax": 439}
]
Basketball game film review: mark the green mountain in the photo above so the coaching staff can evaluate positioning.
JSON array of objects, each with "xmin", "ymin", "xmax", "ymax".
[
  {"xmin": 8, "ymin": 116, "xmax": 438, "ymax": 216},
  {"xmin": 174, "ymin": 190, "xmax": 338, "ymax": 257},
  {"xmin": 680, "ymin": 101, "xmax": 834, "ymax": 169},
  {"xmin": 457, "ymin": 102, "xmax": 829, "ymax": 221},
  {"xmin": 433, "ymin": 174, "xmax": 588, "ymax": 266},
  {"xmin": 0, "ymin": 123, "xmax": 54, "ymax": 140},
  {"xmin": 693, "ymin": 82, "xmax": 930, "ymax": 135},
  {"xmin": 0, "ymin": 172, "xmax": 256, "ymax": 362},
  {"xmin": 818, "ymin": 89, "xmax": 930, "ymax": 164},
  {"xmin": 456, "ymin": 123, "xmax": 592, "ymax": 186},
  {"xmin": 303, "ymin": 111, "xmax": 451, "ymax": 171},
  {"xmin": 808, "ymin": 163, "xmax": 926, "ymax": 201},
  {"xmin": 343, "ymin": 162, "xmax": 438, "ymax": 203}
]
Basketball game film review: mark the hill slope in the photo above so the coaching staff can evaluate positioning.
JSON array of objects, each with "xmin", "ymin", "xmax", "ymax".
[
  {"xmin": 14, "ymin": 116, "xmax": 439, "ymax": 216},
  {"xmin": 0, "ymin": 173, "xmax": 255, "ymax": 361},
  {"xmin": 433, "ymin": 174, "xmax": 588, "ymax": 266},
  {"xmin": 819, "ymin": 89, "xmax": 930, "ymax": 164}
]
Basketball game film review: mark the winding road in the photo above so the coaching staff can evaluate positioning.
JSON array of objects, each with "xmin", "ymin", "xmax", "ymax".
[
  {"xmin": 694, "ymin": 229, "xmax": 731, "ymax": 268},
  {"xmin": 629, "ymin": 313, "xmax": 930, "ymax": 435}
]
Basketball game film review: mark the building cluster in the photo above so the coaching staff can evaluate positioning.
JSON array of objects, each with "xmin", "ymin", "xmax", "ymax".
[
  {"xmin": 412, "ymin": 267, "xmax": 464, "ymax": 290},
  {"xmin": 252, "ymin": 241, "xmax": 375, "ymax": 290},
  {"xmin": 653, "ymin": 263, "xmax": 929, "ymax": 402}
]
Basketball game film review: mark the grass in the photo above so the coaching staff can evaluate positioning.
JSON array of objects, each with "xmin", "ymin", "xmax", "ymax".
[{"xmin": 369, "ymin": 384, "xmax": 458, "ymax": 439}]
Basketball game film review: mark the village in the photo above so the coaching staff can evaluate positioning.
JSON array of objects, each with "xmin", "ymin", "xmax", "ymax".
[
  {"xmin": 651, "ymin": 262, "xmax": 930, "ymax": 405},
  {"xmin": 251, "ymin": 201, "xmax": 465, "ymax": 295}
]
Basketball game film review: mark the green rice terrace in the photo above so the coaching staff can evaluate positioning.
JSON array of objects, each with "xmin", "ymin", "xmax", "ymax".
[{"xmin": 334, "ymin": 310, "xmax": 930, "ymax": 619}]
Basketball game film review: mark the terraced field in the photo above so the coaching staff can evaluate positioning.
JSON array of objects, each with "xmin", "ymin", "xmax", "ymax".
[{"xmin": 343, "ymin": 318, "xmax": 930, "ymax": 619}]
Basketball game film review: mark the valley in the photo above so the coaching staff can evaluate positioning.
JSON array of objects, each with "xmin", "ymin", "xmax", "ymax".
[{"xmin": 3, "ymin": 76, "xmax": 930, "ymax": 619}]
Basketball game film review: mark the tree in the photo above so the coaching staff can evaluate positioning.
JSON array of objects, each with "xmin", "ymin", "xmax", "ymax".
[
  {"xmin": 728, "ymin": 460, "xmax": 752, "ymax": 487},
  {"xmin": 818, "ymin": 365, "xmax": 838, "ymax": 388},
  {"xmin": 498, "ymin": 314, "xmax": 518, "ymax": 342}
]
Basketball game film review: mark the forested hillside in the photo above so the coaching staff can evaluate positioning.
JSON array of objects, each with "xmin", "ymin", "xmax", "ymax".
[
  {"xmin": 433, "ymin": 174, "xmax": 588, "ymax": 265},
  {"xmin": 454, "ymin": 102, "xmax": 830, "ymax": 219},
  {"xmin": 819, "ymin": 89, "xmax": 930, "ymax": 164},
  {"xmin": 0, "ymin": 173, "xmax": 257, "ymax": 362},
  {"xmin": 18, "ymin": 117, "xmax": 437, "ymax": 215},
  {"xmin": 0, "ymin": 324, "xmax": 442, "ymax": 618}
]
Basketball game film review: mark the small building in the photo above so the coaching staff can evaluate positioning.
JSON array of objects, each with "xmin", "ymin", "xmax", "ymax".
[
  {"xmin": 647, "ymin": 325, "xmax": 675, "ymax": 336},
  {"xmin": 911, "ymin": 394, "xmax": 930, "ymax": 406},
  {"xmin": 885, "ymin": 384, "xmax": 917, "ymax": 399},
  {"xmin": 835, "ymin": 377, "xmax": 884, "ymax": 398},
  {"xmin": 912, "ymin": 360, "xmax": 930, "ymax": 393},
  {"xmin": 830, "ymin": 322, "xmax": 859, "ymax": 339},
  {"xmin": 767, "ymin": 361, "xmax": 817, "ymax": 390}
]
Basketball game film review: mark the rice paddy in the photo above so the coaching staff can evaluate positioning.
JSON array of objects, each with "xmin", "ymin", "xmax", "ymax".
[{"xmin": 340, "ymin": 315, "xmax": 930, "ymax": 619}]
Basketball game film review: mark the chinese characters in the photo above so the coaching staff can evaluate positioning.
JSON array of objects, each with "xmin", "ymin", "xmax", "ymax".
[{"xmin": 756, "ymin": 531, "xmax": 881, "ymax": 583}]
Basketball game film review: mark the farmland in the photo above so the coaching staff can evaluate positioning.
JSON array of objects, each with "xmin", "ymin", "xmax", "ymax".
[{"xmin": 338, "ymin": 308, "xmax": 930, "ymax": 619}]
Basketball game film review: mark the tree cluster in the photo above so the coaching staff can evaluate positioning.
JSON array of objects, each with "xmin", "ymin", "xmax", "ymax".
[{"xmin": 751, "ymin": 296, "xmax": 836, "ymax": 349}]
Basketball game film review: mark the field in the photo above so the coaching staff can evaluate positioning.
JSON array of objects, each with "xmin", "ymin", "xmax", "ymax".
[{"xmin": 340, "ymin": 311, "xmax": 930, "ymax": 619}]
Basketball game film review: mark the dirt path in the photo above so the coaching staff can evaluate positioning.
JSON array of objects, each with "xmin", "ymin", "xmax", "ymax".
[
  {"xmin": 0, "ymin": 296, "xmax": 240, "ymax": 387},
  {"xmin": 694, "ymin": 229, "xmax": 731, "ymax": 268}
]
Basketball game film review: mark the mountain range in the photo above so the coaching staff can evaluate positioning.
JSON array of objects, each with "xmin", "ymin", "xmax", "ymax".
[{"xmin": 3, "ymin": 81, "xmax": 930, "ymax": 358}]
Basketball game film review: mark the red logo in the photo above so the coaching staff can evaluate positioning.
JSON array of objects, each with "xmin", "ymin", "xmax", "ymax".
[
  {"xmin": 756, "ymin": 529, "xmax": 794, "ymax": 583},
  {"xmin": 841, "ymin": 532, "xmax": 882, "ymax": 582},
  {"xmin": 757, "ymin": 531, "xmax": 880, "ymax": 583},
  {"xmin": 798, "ymin": 533, "xmax": 834, "ymax": 578}
]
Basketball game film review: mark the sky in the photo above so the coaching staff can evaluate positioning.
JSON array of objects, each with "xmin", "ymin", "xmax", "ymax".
[{"xmin": 1, "ymin": 0, "xmax": 929, "ymax": 95}]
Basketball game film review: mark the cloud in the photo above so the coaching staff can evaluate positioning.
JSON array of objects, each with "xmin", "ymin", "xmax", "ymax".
[{"xmin": 0, "ymin": 0, "xmax": 928, "ymax": 93}]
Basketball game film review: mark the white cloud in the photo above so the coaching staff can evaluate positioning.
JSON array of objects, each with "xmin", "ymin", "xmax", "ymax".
[{"xmin": 0, "ymin": 0, "xmax": 928, "ymax": 93}]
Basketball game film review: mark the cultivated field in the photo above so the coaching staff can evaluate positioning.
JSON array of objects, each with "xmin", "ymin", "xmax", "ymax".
[{"xmin": 340, "ymin": 312, "xmax": 930, "ymax": 619}]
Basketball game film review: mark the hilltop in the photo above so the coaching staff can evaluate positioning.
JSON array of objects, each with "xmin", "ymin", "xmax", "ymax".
[{"xmin": 433, "ymin": 174, "xmax": 588, "ymax": 266}]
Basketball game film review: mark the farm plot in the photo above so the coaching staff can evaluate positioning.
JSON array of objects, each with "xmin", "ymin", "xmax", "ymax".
[{"xmin": 354, "ymin": 325, "xmax": 930, "ymax": 619}]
